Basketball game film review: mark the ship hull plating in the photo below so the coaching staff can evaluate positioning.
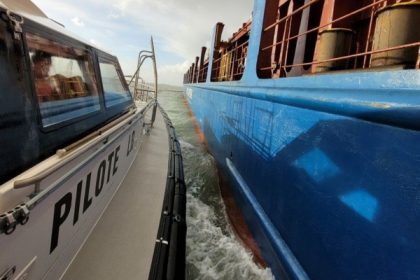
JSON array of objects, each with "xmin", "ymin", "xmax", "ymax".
[{"xmin": 185, "ymin": 72, "xmax": 420, "ymax": 279}]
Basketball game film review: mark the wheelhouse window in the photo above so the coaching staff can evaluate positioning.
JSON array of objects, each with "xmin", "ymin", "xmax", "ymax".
[
  {"xmin": 26, "ymin": 33, "xmax": 100, "ymax": 128},
  {"xmin": 98, "ymin": 60, "xmax": 131, "ymax": 107}
]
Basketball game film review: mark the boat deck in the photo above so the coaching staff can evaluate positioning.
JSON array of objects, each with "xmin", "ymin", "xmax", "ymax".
[{"xmin": 62, "ymin": 108, "xmax": 169, "ymax": 280}]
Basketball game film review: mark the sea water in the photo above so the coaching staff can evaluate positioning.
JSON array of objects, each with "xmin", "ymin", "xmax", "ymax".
[{"xmin": 158, "ymin": 88, "xmax": 273, "ymax": 280}]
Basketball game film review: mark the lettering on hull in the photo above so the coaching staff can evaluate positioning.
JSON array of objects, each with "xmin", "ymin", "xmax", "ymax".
[{"xmin": 50, "ymin": 132, "xmax": 130, "ymax": 253}]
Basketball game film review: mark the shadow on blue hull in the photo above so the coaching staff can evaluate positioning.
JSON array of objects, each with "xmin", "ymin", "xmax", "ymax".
[{"xmin": 186, "ymin": 85, "xmax": 420, "ymax": 280}]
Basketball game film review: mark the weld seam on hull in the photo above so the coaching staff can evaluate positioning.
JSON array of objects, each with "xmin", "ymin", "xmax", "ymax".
[
  {"xmin": 189, "ymin": 84, "xmax": 420, "ymax": 130},
  {"xmin": 225, "ymin": 157, "xmax": 309, "ymax": 280}
]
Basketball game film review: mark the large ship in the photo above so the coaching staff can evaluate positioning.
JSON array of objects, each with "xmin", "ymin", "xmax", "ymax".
[{"xmin": 184, "ymin": 0, "xmax": 420, "ymax": 279}]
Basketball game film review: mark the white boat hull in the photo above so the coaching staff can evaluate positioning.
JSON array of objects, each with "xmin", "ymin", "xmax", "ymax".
[{"xmin": 0, "ymin": 110, "xmax": 145, "ymax": 280}]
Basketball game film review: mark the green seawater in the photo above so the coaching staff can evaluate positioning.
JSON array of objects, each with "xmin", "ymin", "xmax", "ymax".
[{"xmin": 158, "ymin": 87, "xmax": 273, "ymax": 280}]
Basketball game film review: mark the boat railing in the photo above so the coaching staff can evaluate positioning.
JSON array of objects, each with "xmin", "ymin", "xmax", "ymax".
[
  {"xmin": 265, "ymin": 41, "xmax": 420, "ymax": 70},
  {"xmin": 135, "ymin": 80, "xmax": 156, "ymax": 101},
  {"xmin": 258, "ymin": 0, "xmax": 420, "ymax": 78},
  {"xmin": 13, "ymin": 108, "xmax": 138, "ymax": 192},
  {"xmin": 128, "ymin": 37, "xmax": 158, "ymax": 123},
  {"xmin": 128, "ymin": 38, "xmax": 158, "ymax": 105}
]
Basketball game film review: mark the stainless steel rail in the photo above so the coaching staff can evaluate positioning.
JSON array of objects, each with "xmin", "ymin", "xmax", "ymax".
[
  {"xmin": 129, "ymin": 38, "xmax": 158, "ymax": 106},
  {"xmin": 14, "ymin": 108, "xmax": 137, "ymax": 191},
  {"xmin": 25, "ymin": 108, "xmax": 146, "ymax": 210},
  {"xmin": 150, "ymin": 37, "xmax": 158, "ymax": 125}
]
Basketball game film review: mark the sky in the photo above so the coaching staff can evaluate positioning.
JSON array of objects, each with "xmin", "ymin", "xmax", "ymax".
[{"xmin": 31, "ymin": 0, "xmax": 254, "ymax": 85}]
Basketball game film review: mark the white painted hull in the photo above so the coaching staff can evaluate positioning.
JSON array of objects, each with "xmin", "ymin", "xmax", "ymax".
[{"xmin": 0, "ymin": 110, "xmax": 146, "ymax": 280}]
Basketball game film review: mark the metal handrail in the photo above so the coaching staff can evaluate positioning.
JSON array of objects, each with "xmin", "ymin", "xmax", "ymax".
[
  {"xmin": 261, "ymin": 0, "xmax": 388, "ymax": 52},
  {"xmin": 137, "ymin": 89, "xmax": 156, "ymax": 93},
  {"xmin": 26, "ymin": 104, "xmax": 151, "ymax": 210},
  {"xmin": 150, "ymin": 37, "xmax": 158, "ymax": 124},
  {"xmin": 134, "ymin": 83, "xmax": 152, "ymax": 100},
  {"xmin": 133, "ymin": 51, "xmax": 152, "ymax": 89},
  {"xmin": 260, "ymin": 41, "xmax": 420, "ymax": 71},
  {"xmin": 186, "ymin": 27, "xmax": 250, "ymax": 83},
  {"xmin": 211, "ymin": 39, "xmax": 249, "ymax": 82},
  {"xmin": 130, "ymin": 55, "xmax": 153, "ymax": 87},
  {"xmin": 198, "ymin": 65, "xmax": 208, "ymax": 83},
  {"xmin": 130, "ymin": 38, "xmax": 158, "ymax": 116},
  {"xmin": 263, "ymin": 0, "xmax": 321, "ymax": 32},
  {"xmin": 128, "ymin": 50, "xmax": 152, "ymax": 86},
  {"xmin": 13, "ymin": 108, "xmax": 138, "ymax": 191},
  {"xmin": 212, "ymin": 39, "xmax": 250, "ymax": 64},
  {"xmin": 259, "ymin": 0, "xmax": 420, "ymax": 74},
  {"xmin": 57, "ymin": 110, "xmax": 135, "ymax": 156}
]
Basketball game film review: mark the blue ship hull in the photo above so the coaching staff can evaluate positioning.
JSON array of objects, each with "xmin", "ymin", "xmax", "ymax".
[
  {"xmin": 183, "ymin": 0, "xmax": 420, "ymax": 278},
  {"xmin": 185, "ymin": 69, "xmax": 420, "ymax": 279}
]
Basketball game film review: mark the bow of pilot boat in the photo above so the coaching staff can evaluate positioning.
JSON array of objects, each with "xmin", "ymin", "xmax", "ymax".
[{"xmin": 61, "ymin": 105, "xmax": 186, "ymax": 280}]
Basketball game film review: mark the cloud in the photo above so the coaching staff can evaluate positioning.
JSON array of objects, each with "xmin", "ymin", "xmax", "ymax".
[
  {"xmin": 89, "ymin": 39, "xmax": 102, "ymax": 47},
  {"xmin": 71, "ymin": 17, "xmax": 85, "ymax": 27},
  {"xmin": 160, "ymin": 60, "xmax": 190, "ymax": 73},
  {"xmin": 157, "ymin": 60, "xmax": 191, "ymax": 85},
  {"xmin": 108, "ymin": 0, "xmax": 253, "ymax": 59},
  {"xmin": 104, "ymin": 0, "xmax": 253, "ymax": 85},
  {"xmin": 32, "ymin": 0, "xmax": 254, "ymax": 85}
]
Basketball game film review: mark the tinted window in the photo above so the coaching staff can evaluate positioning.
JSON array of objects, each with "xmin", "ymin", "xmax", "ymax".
[
  {"xmin": 99, "ymin": 60, "xmax": 131, "ymax": 107},
  {"xmin": 0, "ymin": 19, "xmax": 32, "ymax": 184},
  {"xmin": 26, "ymin": 33, "xmax": 100, "ymax": 128}
]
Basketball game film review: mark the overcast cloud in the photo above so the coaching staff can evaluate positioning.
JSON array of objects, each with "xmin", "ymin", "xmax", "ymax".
[{"xmin": 32, "ymin": 0, "xmax": 253, "ymax": 85}]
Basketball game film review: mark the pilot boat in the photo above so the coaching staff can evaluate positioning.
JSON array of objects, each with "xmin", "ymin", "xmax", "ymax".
[
  {"xmin": 184, "ymin": 0, "xmax": 420, "ymax": 279},
  {"xmin": 0, "ymin": 1, "xmax": 186, "ymax": 280}
]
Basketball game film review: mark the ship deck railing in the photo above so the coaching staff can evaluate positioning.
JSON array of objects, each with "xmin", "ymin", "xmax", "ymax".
[
  {"xmin": 259, "ymin": 0, "xmax": 420, "ymax": 76},
  {"xmin": 184, "ymin": 0, "xmax": 420, "ymax": 84},
  {"xmin": 197, "ymin": 63, "xmax": 209, "ymax": 83},
  {"xmin": 211, "ymin": 39, "xmax": 249, "ymax": 82}
]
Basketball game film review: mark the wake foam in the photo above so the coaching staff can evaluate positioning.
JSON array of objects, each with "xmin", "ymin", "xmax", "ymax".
[
  {"xmin": 186, "ymin": 193, "xmax": 274, "ymax": 279},
  {"xmin": 160, "ymin": 90, "xmax": 274, "ymax": 279}
]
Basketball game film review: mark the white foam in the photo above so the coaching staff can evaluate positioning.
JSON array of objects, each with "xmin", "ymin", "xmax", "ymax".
[
  {"xmin": 159, "ymin": 90, "xmax": 275, "ymax": 279},
  {"xmin": 179, "ymin": 139, "xmax": 196, "ymax": 150},
  {"xmin": 186, "ymin": 192, "xmax": 274, "ymax": 280}
]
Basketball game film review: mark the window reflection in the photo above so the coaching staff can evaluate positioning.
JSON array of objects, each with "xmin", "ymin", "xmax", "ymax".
[
  {"xmin": 293, "ymin": 148, "xmax": 340, "ymax": 182},
  {"xmin": 339, "ymin": 189, "xmax": 378, "ymax": 222},
  {"xmin": 26, "ymin": 33, "xmax": 100, "ymax": 127},
  {"xmin": 99, "ymin": 61, "xmax": 131, "ymax": 107}
]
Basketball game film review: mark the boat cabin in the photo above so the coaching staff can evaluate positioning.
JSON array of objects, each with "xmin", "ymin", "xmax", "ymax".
[{"xmin": 0, "ymin": 2, "xmax": 133, "ymax": 185}]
